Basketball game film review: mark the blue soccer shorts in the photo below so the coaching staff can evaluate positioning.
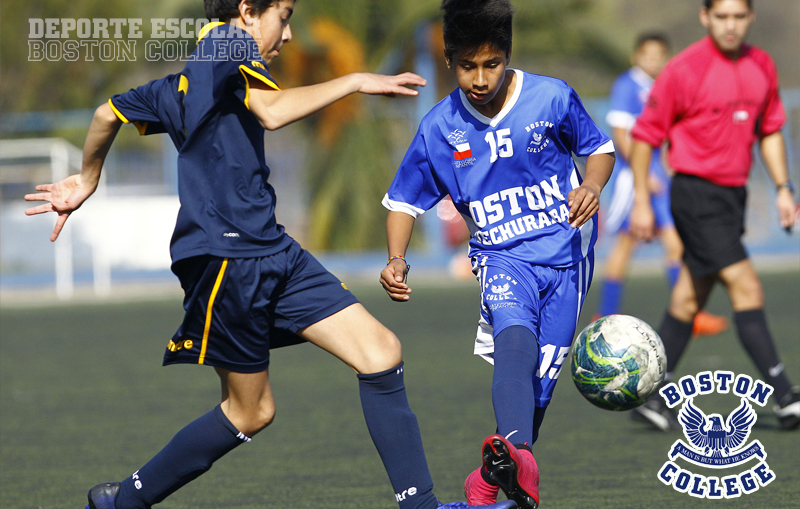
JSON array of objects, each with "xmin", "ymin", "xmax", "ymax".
[
  {"xmin": 603, "ymin": 167, "xmax": 673, "ymax": 234},
  {"xmin": 164, "ymin": 240, "xmax": 359, "ymax": 373},
  {"xmin": 471, "ymin": 252, "xmax": 594, "ymax": 407}
]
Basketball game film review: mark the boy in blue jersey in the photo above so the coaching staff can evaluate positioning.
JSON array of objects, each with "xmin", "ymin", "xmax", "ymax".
[
  {"xmin": 24, "ymin": 1, "xmax": 516, "ymax": 509},
  {"xmin": 379, "ymin": 1, "xmax": 615, "ymax": 507},
  {"xmin": 593, "ymin": 33, "xmax": 728, "ymax": 340}
]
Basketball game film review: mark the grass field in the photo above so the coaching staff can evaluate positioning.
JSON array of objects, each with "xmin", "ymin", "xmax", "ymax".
[{"xmin": 1, "ymin": 271, "xmax": 798, "ymax": 508}]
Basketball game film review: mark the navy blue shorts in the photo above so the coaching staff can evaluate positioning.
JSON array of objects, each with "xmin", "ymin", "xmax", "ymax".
[{"xmin": 164, "ymin": 240, "xmax": 359, "ymax": 373}]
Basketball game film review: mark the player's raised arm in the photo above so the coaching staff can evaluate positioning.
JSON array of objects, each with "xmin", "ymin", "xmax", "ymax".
[
  {"xmin": 24, "ymin": 102, "xmax": 122, "ymax": 241},
  {"xmin": 246, "ymin": 72, "xmax": 426, "ymax": 131},
  {"xmin": 380, "ymin": 211, "xmax": 416, "ymax": 302},
  {"xmin": 628, "ymin": 139, "xmax": 657, "ymax": 241}
]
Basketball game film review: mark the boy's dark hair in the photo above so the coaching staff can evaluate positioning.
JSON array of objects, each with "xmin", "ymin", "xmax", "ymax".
[
  {"xmin": 703, "ymin": 0, "xmax": 752, "ymax": 8},
  {"xmin": 634, "ymin": 32, "xmax": 670, "ymax": 52},
  {"xmin": 204, "ymin": 0, "xmax": 279, "ymax": 21},
  {"xmin": 441, "ymin": 0, "xmax": 513, "ymax": 62}
]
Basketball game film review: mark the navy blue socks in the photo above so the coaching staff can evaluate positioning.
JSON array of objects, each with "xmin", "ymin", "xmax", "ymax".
[
  {"xmin": 734, "ymin": 309, "xmax": 793, "ymax": 400},
  {"xmin": 116, "ymin": 405, "xmax": 249, "ymax": 509},
  {"xmin": 659, "ymin": 311, "xmax": 694, "ymax": 375},
  {"xmin": 492, "ymin": 325, "xmax": 540, "ymax": 447},
  {"xmin": 358, "ymin": 362, "xmax": 436, "ymax": 509}
]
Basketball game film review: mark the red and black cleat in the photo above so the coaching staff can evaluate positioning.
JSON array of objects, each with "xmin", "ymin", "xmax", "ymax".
[{"xmin": 482, "ymin": 435, "xmax": 539, "ymax": 509}]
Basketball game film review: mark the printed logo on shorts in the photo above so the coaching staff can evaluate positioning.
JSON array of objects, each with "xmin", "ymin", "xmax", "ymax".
[
  {"xmin": 484, "ymin": 273, "xmax": 518, "ymax": 309},
  {"xmin": 657, "ymin": 371, "xmax": 776, "ymax": 499}
]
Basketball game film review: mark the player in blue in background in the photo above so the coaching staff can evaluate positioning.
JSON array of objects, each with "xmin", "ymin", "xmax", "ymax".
[
  {"xmin": 379, "ymin": 1, "xmax": 615, "ymax": 507},
  {"xmin": 24, "ymin": 1, "xmax": 517, "ymax": 509},
  {"xmin": 593, "ymin": 33, "xmax": 728, "ymax": 339}
]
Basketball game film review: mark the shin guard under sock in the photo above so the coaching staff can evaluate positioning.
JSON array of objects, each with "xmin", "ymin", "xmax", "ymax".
[
  {"xmin": 734, "ymin": 309, "xmax": 793, "ymax": 400},
  {"xmin": 116, "ymin": 405, "xmax": 250, "ymax": 509},
  {"xmin": 358, "ymin": 363, "xmax": 436, "ymax": 509}
]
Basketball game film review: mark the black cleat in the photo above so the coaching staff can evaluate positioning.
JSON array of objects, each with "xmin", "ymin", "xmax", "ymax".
[
  {"xmin": 86, "ymin": 482, "xmax": 120, "ymax": 509},
  {"xmin": 631, "ymin": 397, "xmax": 681, "ymax": 431},
  {"xmin": 774, "ymin": 387, "xmax": 800, "ymax": 430}
]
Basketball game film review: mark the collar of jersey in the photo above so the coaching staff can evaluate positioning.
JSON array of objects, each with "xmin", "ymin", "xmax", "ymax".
[
  {"xmin": 198, "ymin": 21, "xmax": 229, "ymax": 42},
  {"xmin": 629, "ymin": 66, "xmax": 654, "ymax": 89},
  {"xmin": 458, "ymin": 69, "xmax": 523, "ymax": 127}
]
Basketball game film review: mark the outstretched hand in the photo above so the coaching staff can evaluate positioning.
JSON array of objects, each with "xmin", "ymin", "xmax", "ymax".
[
  {"xmin": 356, "ymin": 72, "xmax": 427, "ymax": 97},
  {"xmin": 24, "ymin": 174, "xmax": 96, "ymax": 241},
  {"xmin": 379, "ymin": 259, "xmax": 412, "ymax": 302}
]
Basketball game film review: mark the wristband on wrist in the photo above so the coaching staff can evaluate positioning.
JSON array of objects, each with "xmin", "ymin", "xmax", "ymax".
[
  {"xmin": 387, "ymin": 255, "xmax": 407, "ymax": 265},
  {"xmin": 776, "ymin": 182, "xmax": 795, "ymax": 193}
]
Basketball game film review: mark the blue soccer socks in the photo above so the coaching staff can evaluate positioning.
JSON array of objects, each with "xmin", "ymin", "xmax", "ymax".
[
  {"xmin": 491, "ymin": 326, "xmax": 539, "ymax": 448},
  {"xmin": 666, "ymin": 264, "xmax": 680, "ymax": 288},
  {"xmin": 116, "ymin": 405, "xmax": 249, "ymax": 509},
  {"xmin": 597, "ymin": 279, "xmax": 623, "ymax": 317},
  {"xmin": 358, "ymin": 362, "xmax": 437, "ymax": 509}
]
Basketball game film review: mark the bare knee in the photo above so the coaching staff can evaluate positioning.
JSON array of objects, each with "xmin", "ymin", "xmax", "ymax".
[
  {"xmin": 361, "ymin": 327, "xmax": 402, "ymax": 374},
  {"xmin": 720, "ymin": 261, "xmax": 764, "ymax": 310},
  {"xmin": 669, "ymin": 291, "xmax": 699, "ymax": 322},
  {"xmin": 225, "ymin": 399, "xmax": 276, "ymax": 437},
  {"xmin": 668, "ymin": 278, "xmax": 700, "ymax": 321},
  {"xmin": 250, "ymin": 402, "xmax": 276, "ymax": 434},
  {"xmin": 727, "ymin": 276, "xmax": 764, "ymax": 310}
]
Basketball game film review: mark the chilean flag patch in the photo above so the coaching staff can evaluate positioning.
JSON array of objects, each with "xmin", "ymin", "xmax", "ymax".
[{"xmin": 454, "ymin": 143, "xmax": 472, "ymax": 160}]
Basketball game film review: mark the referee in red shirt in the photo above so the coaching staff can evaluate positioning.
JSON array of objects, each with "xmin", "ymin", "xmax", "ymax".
[{"xmin": 628, "ymin": 0, "xmax": 799, "ymax": 431}]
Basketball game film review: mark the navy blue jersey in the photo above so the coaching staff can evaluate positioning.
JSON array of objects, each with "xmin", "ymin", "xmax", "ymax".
[
  {"xmin": 109, "ymin": 22, "xmax": 292, "ymax": 263},
  {"xmin": 384, "ymin": 70, "xmax": 613, "ymax": 268}
]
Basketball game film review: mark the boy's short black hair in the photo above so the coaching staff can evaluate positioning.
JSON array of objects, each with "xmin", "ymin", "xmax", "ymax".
[
  {"xmin": 204, "ymin": 0, "xmax": 280, "ymax": 21},
  {"xmin": 634, "ymin": 32, "xmax": 670, "ymax": 52},
  {"xmin": 703, "ymin": 0, "xmax": 752, "ymax": 8},
  {"xmin": 441, "ymin": 0, "xmax": 514, "ymax": 62}
]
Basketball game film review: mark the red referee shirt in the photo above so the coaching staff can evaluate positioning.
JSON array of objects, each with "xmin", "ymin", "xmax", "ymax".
[{"xmin": 632, "ymin": 36, "xmax": 786, "ymax": 187}]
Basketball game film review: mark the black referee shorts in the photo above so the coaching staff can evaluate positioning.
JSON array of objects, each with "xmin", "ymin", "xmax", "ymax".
[{"xmin": 670, "ymin": 173, "xmax": 748, "ymax": 277}]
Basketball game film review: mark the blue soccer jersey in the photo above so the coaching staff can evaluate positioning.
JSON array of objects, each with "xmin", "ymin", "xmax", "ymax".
[
  {"xmin": 109, "ymin": 22, "xmax": 292, "ymax": 264},
  {"xmin": 603, "ymin": 66, "xmax": 671, "ymax": 233},
  {"xmin": 605, "ymin": 66, "xmax": 665, "ymax": 177},
  {"xmin": 383, "ymin": 69, "xmax": 613, "ymax": 268}
]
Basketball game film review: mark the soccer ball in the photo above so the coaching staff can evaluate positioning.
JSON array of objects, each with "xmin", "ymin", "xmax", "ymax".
[{"xmin": 570, "ymin": 314, "xmax": 666, "ymax": 411}]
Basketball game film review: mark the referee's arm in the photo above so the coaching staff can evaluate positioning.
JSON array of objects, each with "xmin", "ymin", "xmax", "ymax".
[{"xmin": 760, "ymin": 131, "xmax": 798, "ymax": 230}]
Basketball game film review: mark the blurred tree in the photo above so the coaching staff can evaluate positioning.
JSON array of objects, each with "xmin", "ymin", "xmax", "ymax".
[{"xmin": 2, "ymin": 0, "xmax": 631, "ymax": 251}]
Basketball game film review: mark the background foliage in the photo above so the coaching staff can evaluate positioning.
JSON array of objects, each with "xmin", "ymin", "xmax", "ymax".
[{"xmin": 2, "ymin": 0, "xmax": 798, "ymax": 250}]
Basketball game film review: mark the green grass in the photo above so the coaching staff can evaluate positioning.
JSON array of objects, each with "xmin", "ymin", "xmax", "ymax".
[{"xmin": 1, "ymin": 272, "xmax": 798, "ymax": 508}]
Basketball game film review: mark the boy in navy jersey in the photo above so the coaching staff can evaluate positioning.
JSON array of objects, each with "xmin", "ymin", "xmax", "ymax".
[
  {"xmin": 380, "ymin": 1, "xmax": 615, "ymax": 507},
  {"xmin": 24, "ymin": 1, "xmax": 517, "ymax": 509}
]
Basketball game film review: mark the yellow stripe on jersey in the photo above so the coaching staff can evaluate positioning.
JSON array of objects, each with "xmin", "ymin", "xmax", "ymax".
[
  {"xmin": 132, "ymin": 121, "xmax": 149, "ymax": 135},
  {"xmin": 199, "ymin": 258, "xmax": 228, "ymax": 365},
  {"xmin": 178, "ymin": 74, "xmax": 189, "ymax": 95},
  {"xmin": 238, "ymin": 65, "xmax": 280, "ymax": 110},
  {"xmin": 197, "ymin": 21, "xmax": 227, "ymax": 42},
  {"xmin": 108, "ymin": 99, "xmax": 130, "ymax": 123}
]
